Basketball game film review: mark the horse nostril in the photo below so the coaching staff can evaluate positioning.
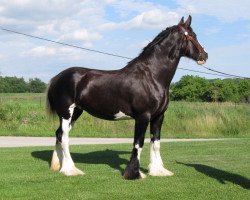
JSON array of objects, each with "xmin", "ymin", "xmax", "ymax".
[{"xmin": 198, "ymin": 52, "xmax": 208, "ymax": 61}]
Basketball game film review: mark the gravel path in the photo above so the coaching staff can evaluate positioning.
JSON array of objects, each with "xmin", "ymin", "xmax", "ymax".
[{"xmin": 0, "ymin": 136, "xmax": 228, "ymax": 148}]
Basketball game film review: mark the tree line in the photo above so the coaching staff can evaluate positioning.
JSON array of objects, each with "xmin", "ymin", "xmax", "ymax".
[
  {"xmin": 0, "ymin": 76, "xmax": 47, "ymax": 93},
  {"xmin": 0, "ymin": 75, "xmax": 249, "ymax": 102},
  {"xmin": 170, "ymin": 75, "xmax": 250, "ymax": 103}
]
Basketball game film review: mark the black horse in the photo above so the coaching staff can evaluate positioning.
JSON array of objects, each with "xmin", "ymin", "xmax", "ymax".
[{"xmin": 47, "ymin": 16, "xmax": 208, "ymax": 180}]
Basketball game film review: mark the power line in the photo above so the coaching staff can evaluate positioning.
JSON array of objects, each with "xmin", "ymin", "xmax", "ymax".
[
  {"xmin": 1, "ymin": 27, "xmax": 249, "ymax": 79},
  {"xmin": 201, "ymin": 65, "xmax": 249, "ymax": 79},
  {"xmin": 178, "ymin": 67, "xmax": 235, "ymax": 78},
  {"xmin": 1, "ymin": 28, "xmax": 131, "ymax": 60}
]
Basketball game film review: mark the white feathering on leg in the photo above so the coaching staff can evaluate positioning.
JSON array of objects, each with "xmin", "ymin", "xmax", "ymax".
[
  {"xmin": 58, "ymin": 104, "xmax": 84, "ymax": 176},
  {"xmin": 50, "ymin": 142, "xmax": 63, "ymax": 171},
  {"xmin": 148, "ymin": 140, "xmax": 173, "ymax": 176}
]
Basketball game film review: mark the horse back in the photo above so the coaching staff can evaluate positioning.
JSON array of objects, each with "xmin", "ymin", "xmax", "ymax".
[{"xmin": 47, "ymin": 66, "xmax": 168, "ymax": 120}]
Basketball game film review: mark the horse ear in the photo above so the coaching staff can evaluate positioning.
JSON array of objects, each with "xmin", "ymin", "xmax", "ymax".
[
  {"xmin": 179, "ymin": 17, "xmax": 184, "ymax": 25},
  {"xmin": 184, "ymin": 15, "xmax": 192, "ymax": 27}
]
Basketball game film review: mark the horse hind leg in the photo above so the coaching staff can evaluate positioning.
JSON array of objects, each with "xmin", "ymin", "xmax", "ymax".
[
  {"xmin": 50, "ymin": 132, "xmax": 63, "ymax": 171},
  {"xmin": 50, "ymin": 120, "xmax": 67, "ymax": 171},
  {"xmin": 50, "ymin": 104, "xmax": 84, "ymax": 176}
]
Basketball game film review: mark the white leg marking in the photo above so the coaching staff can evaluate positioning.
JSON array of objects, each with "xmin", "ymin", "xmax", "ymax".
[
  {"xmin": 58, "ymin": 104, "xmax": 84, "ymax": 176},
  {"xmin": 114, "ymin": 111, "xmax": 131, "ymax": 120},
  {"xmin": 50, "ymin": 142, "xmax": 63, "ymax": 171},
  {"xmin": 135, "ymin": 144, "xmax": 146, "ymax": 179},
  {"xmin": 148, "ymin": 140, "xmax": 173, "ymax": 176}
]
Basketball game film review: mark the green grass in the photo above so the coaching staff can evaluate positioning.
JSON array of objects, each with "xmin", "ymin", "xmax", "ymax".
[
  {"xmin": 0, "ymin": 139, "xmax": 249, "ymax": 199},
  {"xmin": 0, "ymin": 93, "xmax": 249, "ymax": 138}
]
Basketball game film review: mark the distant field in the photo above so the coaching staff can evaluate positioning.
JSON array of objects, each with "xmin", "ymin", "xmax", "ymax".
[
  {"xmin": 0, "ymin": 93, "xmax": 249, "ymax": 138},
  {"xmin": 0, "ymin": 139, "xmax": 249, "ymax": 200}
]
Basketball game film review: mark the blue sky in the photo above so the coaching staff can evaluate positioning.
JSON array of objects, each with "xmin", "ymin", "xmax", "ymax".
[{"xmin": 0, "ymin": 0, "xmax": 250, "ymax": 82}]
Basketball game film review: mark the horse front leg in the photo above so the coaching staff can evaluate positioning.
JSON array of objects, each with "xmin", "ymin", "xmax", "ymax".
[
  {"xmin": 123, "ymin": 115, "xmax": 149, "ymax": 180},
  {"xmin": 149, "ymin": 114, "xmax": 174, "ymax": 176}
]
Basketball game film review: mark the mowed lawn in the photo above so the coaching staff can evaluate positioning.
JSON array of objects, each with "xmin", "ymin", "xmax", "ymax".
[{"xmin": 0, "ymin": 139, "xmax": 249, "ymax": 200}]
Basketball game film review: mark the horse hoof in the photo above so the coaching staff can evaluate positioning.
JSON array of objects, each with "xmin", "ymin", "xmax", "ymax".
[
  {"xmin": 60, "ymin": 166, "xmax": 85, "ymax": 176},
  {"xmin": 50, "ymin": 150, "xmax": 61, "ymax": 171},
  {"xmin": 149, "ymin": 166, "xmax": 174, "ymax": 177},
  {"xmin": 50, "ymin": 162, "xmax": 61, "ymax": 172},
  {"xmin": 123, "ymin": 169, "xmax": 146, "ymax": 180},
  {"xmin": 140, "ymin": 171, "xmax": 147, "ymax": 179},
  {"xmin": 123, "ymin": 170, "xmax": 140, "ymax": 180}
]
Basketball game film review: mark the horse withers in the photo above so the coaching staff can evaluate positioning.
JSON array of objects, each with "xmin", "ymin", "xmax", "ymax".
[{"xmin": 47, "ymin": 15, "xmax": 208, "ymax": 180}]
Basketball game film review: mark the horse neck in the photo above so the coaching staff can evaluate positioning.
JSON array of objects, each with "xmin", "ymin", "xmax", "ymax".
[{"xmin": 137, "ymin": 39, "xmax": 182, "ymax": 88}]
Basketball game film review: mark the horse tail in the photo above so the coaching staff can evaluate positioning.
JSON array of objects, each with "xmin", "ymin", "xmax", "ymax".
[
  {"xmin": 46, "ymin": 67, "xmax": 84, "ymax": 117},
  {"xmin": 46, "ymin": 76, "xmax": 58, "ymax": 116}
]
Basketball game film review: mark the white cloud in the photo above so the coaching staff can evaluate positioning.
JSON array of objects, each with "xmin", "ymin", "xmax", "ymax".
[
  {"xmin": 0, "ymin": 0, "xmax": 83, "ymax": 20},
  {"xmin": 64, "ymin": 29, "xmax": 102, "ymax": 41},
  {"xmin": 0, "ymin": 6, "xmax": 5, "ymax": 13},
  {"xmin": 0, "ymin": 0, "xmax": 105, "ymax": 35},
  {"xmin": 28, "ymin": 46, "xmax": 56, "ymax": 57},
  {"xmin": 176, "ymin": 0, "xmax": 250, "ymax": 22},
  {"xmin": 1, "ymin": 0, "xmax": 249, "ymax": 81},
  {"xmin": 24, "ymin": 45, "xmax": 71, "ymax": 58},
  {"xmin": 0, "ymin": 53, "xmax": 5, "ymax": 59},
  {"xmin": 204, "ymin": 27, "xmax": 221, "ymax": 36},
  {"xmin": 127, "ymin": 9, "xmax": 179, "ymax": 29},
  {"xmin": 23, "ymin": 44, "xmax": 94, "ymax": 61},
  {"xmin": 0, "ymin": 16, "xmax": 31, "ymax": 26},
  {"xmin": 35, "ymin": 23, "xmax": 57, "ymax": 35},
  {"xmin": 106, "ymin": 0, "xmax": 160, "ymax": 17},
  {"xmin": 100, "ymin": 8, "xmax": 180, "ymax": 30}
]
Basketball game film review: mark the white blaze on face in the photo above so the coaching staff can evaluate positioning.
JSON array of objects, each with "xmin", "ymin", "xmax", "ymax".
[{"xmin": 114, "ymin": 111, "xmax": 131, "ymax": 120}]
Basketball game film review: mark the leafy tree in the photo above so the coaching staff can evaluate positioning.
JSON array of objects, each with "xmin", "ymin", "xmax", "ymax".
[
  {"xmin": 170, "ymin": 75, "xmax": 250, "ymax": 103},
  {"xmin": 170, "ymin": 75, "xmax": 211, "ymax": 102},
  {"xmin": 0, "ymin": 76, "xmax": 27, "ymax": 93},
  {"xmin": 0, "ymin": 76, "xmax": 47, "ymax": 93},
  {"xmin": 28, "ymin": 78, "xmax": 47, "ymax": 93}
]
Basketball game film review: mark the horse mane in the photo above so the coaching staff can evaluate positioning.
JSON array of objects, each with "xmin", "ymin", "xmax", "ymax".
[
  {"xmin": 127, "ymin": 25, "xmax": 178, "ymax": 66},
  {"xmin": 139, "ymin": 25, "xmax": 178, "ymax": 57}
]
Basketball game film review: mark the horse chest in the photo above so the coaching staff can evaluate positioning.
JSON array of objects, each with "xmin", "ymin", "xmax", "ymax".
[{"xmin": 152, "ymin": 90, "xmax": 169, "ymax": 115}]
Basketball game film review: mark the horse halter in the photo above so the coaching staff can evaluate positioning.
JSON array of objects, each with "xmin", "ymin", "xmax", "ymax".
[{"xmin": 178, "ymin": 25, "xmax": 204, "ymax": 55}]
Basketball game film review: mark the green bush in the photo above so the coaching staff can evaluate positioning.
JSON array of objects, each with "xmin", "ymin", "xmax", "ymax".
[
  {"xmin": 0, "ymin": 76, "xmax": 46, "ymax": 93},
  {"xmin": 170, "ymin": 75, "xmax": 250, "ymax": 103}
]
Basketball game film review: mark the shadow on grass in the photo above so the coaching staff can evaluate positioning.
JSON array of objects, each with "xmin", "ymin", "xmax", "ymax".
[
  {"xmin": 32, "ymin": 149, "xmax": 137, "ymax": 174},
  {"xmin": 176, "ymin": 161, "xmax": 250, "ymax": 190}
]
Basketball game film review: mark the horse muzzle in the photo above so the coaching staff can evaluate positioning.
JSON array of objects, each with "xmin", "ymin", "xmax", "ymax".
[{"xmin": 197, "ymin": 52, "xmax": 208, "ymax": 65}]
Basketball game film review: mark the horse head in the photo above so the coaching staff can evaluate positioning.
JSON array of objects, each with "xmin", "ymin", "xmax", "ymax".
[{"xmin": 178, "ymin": 15, "xmax": 208, "ymax": 65}]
